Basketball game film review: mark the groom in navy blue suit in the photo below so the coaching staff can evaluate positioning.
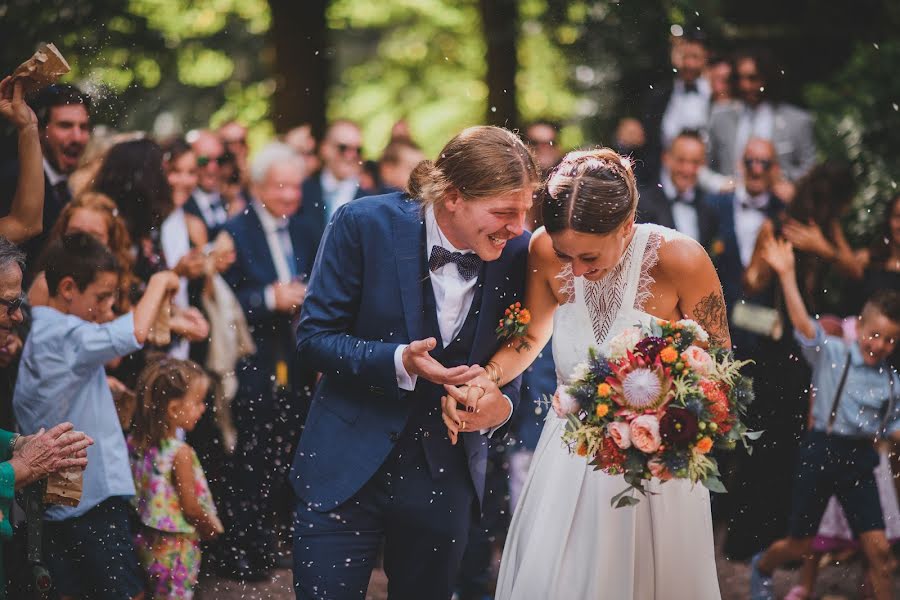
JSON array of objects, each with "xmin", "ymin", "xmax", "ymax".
[{"xmin": 291, "ymin": 128, "xmax": 537, "ymax": 600}]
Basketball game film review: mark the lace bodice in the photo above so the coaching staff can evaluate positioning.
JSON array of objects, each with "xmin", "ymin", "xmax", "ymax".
[{"xmin": 552, "ymin": 224, "xmax": 687, "ymax": 385}]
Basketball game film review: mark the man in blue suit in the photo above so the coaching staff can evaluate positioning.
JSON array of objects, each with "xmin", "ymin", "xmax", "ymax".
[
  {"xmin": 297, "ymin": 120, "xmax": 370, "ymax": 247},
  {"xmin": 219, "ymin": 142, "xmax": 320, "ymax": 580},
  {"xmin": 291, "ymin": 126, "xmax": 539, "ymax": 599}
]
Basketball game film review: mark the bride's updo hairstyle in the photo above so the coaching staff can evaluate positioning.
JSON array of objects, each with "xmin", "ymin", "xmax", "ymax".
[
  {"xmin": 407, "ymin": 125, "xmax": 539, "ymax": 210},
  {"xmin": 540, "ymin": 148, "xmax": 638, "ymax": 235}
]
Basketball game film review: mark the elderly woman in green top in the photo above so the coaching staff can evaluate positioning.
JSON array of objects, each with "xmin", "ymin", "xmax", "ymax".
[{"xmin": 0, "ymin": 424, "xmax": 92, "ymax": 600}]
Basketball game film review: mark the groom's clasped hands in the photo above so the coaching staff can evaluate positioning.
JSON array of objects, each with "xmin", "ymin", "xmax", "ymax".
[
  {"xmin": 401, "ymin": 337, "xmax": 510, "ymax": 445},
  {"xmin": 441, "ymin": 375, "xmax": 510, "ymax": 446}
]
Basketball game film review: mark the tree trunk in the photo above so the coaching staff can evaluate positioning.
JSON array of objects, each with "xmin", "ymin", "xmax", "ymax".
[
  {"xmin": 479, "ymin": 0, "xmax": 519, "ymax": 129},
  {"xmin": 267, "ymin": 0, "xmax": 329, "ymax": 138}
]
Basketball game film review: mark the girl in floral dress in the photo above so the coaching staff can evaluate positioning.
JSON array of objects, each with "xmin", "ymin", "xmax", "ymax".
[{"xmin": 129, "ymin": 358, "xmax": 224, "ymax": 598}]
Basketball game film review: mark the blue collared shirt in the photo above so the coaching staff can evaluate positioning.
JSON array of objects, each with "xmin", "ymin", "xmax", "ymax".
[
  {"xmin": 796, "ymin": 322, "xmax": 900, "ymax": 439},
  {"xmin": 13, "ymin": 307, "xmax": 142, "ymax": 520}
]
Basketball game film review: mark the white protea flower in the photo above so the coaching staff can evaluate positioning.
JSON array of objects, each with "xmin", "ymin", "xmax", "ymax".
[{"xmin": 622, "ymin": 368, "xmax": 663, "ymax": 410}]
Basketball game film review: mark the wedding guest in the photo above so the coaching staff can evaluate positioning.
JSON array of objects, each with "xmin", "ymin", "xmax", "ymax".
[
  {"xmin": 93, "ymin": 138, "xmax": 208, "ymax": 368},
  {"xmin": 750, "ymin": 241, "xmax": 900, "ymax": 600},
  {"xmin": 847, "ymin": 194, "xmax": 900, "ymax": 319},
  {"xmin": 217, "ymin": 120, "xmax": 249, "ymax": 185},
  {"xmin": 641, "ymin": 30, "xmax": 711, "ymax": 182},
  {"xmin": 707, "ymin": 48, "xmax": 816, "ymax": 200},
  {"xmin": 13, "ymin": 232, "xmax": 179, "ymax": 600},
  {"xmin": 712, "ymin": 138, "xmax": 813, "ymax": 560},
  {"xmin": 524, "ymin": 120, "xmax": 563, "ymax": 177},
  {"xmin": 0, "ymin": 77, "xmax": 44, "ymax": 245},
  {"xmin": 283, "ymin": 123, "xmax": 320, "ymax": 174},
  {"xmin": 612, "ymin": 117, "xmax": 652, "ymax": 187},
  {"xmin": 0, "ymin": 83, "xmax": 91, "ymax": 269},
  {"xmin": 777, "ymin": 162, "xmax": 858, "ymax": 315},
  {"xmin": 637, "ymin": 130, "xmax": 719, "ymax": 249},
  {"xmin": 378, "ymin": 137, "xmax": 424, "ymax": 193},
  {"xmin": 708, "ymin": 138, "xmax": 786, "ymax": 310},
  {"xmin": 160, "ymin": 138, "xmax": 214, "ymax": 359},
  {"xmin": 28, "ymin": 192, "xmax": 136, "ymax": 315},
  {"xmin": 298, "ymin": 119, "xmax": 369, "ymax": 245},
  {"xmin": 707, "ymin": 54, "xmax": 735, "ymax": 107},
  {"xmin": 219, "ymin": 143, "xmax": 319, "ymax": 580},
  {"xmin": 186, "ymin": 130, "xmax": 230, "ymax": 238},
  {"xmin": 1, "ymin": 421, "xmax": 92, "ymax": 600},
  {"xmin": 129, "ymin": 357, "xmax": 223, "ymax": 598}
]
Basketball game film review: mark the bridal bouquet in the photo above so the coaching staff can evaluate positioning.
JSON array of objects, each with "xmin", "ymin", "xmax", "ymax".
[{"xmin": 557, "ymin": 319, "xmax": 758, "ymax": 508}]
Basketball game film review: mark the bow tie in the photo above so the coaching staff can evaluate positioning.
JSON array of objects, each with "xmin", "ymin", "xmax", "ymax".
[
  {"xmin": 671, "ymin": 193, "xmax": 694, "ymax": 205},
  {"xmin": 683, "ymin": 81, "xmax": 699, "ymax": 94},
  {"xmin": 429, "ymin": 245, "xmax": 482, "ymax": 281},
  {"xmin": 740, "ymin": 199, "xmax": 767, "ymax": 212}
]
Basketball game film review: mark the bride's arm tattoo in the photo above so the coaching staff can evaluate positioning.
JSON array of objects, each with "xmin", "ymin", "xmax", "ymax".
[{"xmin": 692, "ymin": 290, "xmax": 729, "ymax": 348}]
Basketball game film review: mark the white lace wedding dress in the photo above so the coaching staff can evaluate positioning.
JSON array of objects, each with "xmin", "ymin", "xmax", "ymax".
[{"xmin": 495, "ymin": 224, "xmax": 721, "ymax": 600}]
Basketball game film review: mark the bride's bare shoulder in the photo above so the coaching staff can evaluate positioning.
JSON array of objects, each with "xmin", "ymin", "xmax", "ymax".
[
  {"xmin": 528, "ymin": 227, "xmax": 561, "ymax": 269},
  {"xmin": 655, "ymin": 233, "xmax": 711, "ymax": 277}
]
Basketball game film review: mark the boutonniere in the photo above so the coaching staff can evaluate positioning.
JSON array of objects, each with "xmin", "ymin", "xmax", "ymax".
[{"xmin": 496, "ymin": 302, "xmax": 531, "ymax": 352}]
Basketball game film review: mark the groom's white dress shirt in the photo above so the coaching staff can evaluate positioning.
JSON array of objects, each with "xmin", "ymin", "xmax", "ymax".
[{"xmin": 393, "ymin": 206, "xmax": 511, "ymax": 432}]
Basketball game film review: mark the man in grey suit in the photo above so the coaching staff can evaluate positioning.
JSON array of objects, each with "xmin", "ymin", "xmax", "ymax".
[{"xmin": 707, "ymin": 48, "xmax": 816, "ymax": 201}]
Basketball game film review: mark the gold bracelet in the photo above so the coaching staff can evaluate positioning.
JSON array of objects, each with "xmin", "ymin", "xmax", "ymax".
[{"xmin": 485, "ymin": 361, "xmax": 503, "ymax": 385}]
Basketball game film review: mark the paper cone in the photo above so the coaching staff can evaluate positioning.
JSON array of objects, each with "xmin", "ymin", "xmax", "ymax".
[
  {"xmin": 12, "ymin": 43, "xmax": 71, "ymax": 96},
  {"xmin": 43, "ymin": 467, "xmax": 83, "ymax": 507}
]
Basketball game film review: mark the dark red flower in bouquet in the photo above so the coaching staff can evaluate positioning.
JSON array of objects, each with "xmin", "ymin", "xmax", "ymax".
[
  {"xmin": 633, "ymin": 336, "xmax": 667, "ymax": 362},
  {"xmin": 595, "ymin": 435, "xmax": 627, "ymax": 472},
  {"xmin": 659, "ymin": 407, "xmax": 699, "ymax": 446}
]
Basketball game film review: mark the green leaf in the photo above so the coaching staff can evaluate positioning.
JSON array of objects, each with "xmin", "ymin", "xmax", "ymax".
[
  {"xmin": 702, "ymin": 476, "xmax": 727, "ymax": 494},
  {"xmin": 615, "ymin": 495, "xmax": 642, "ymax": 508}
]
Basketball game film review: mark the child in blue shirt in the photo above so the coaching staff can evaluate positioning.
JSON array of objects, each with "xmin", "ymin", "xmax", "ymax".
[
  {"xmin": 749, "ymin": 238, "xmax": 900, "ymax": 600},
  {"xmin": 14, "ymin": 233, "xmax": 179, "ymax": 600}
]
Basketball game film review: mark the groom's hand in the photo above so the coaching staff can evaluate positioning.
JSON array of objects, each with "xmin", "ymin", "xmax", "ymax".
[
  {"xmin": 401, "ymin": 338, "xmax": 484, "ymax": 385},
  {"xmin": 441, "ymin": 377, "xmax": 511, "ymax": 445}
]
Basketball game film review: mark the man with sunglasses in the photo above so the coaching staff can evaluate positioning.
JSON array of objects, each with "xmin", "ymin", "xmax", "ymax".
[
  {"xmin": 186, "ymin": 129, "xmax": 231, "ymax": 238},
  {"xmin": 707, "ymin": 48, "xmax": 816, "ymax": 201},
  {"xmin": 707, "ymin": 137, "xmax": 786, "ymax": 316},
  {"xmin": 298, "ymin": 120, "xmax": 371, "ymax": 248}
]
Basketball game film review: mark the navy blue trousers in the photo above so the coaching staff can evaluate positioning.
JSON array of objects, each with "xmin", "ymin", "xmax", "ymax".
[{"xmin": 293, "ymin": 432, "xmax": 476, "ymax": 600}]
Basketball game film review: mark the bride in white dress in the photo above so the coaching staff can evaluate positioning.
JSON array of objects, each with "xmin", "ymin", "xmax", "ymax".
[{"xmin": 464, "ymin": 149, "xmax": 728, "ymax": 599}]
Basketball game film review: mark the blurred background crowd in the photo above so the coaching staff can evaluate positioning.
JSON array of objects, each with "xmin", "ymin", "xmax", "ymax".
[{"xmin": 0, "ymin": 1, "xmax": 897, "ymax": 599}]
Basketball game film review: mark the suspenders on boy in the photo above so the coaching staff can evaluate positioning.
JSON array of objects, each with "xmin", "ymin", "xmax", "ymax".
[{"xmin": 826, "ymin": 351, "xmax": 897, "ymax": 437}]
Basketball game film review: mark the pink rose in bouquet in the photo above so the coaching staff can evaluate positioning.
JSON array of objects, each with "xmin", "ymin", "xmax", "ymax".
[
  {"xmin": 629, "ymin": 415, "xmax": 661, "ymax": 453},
  {"xmin": 607, "ymin": 421, "xmax": 632, "ymax": 449},
  {"xmin": 681, "ymin": 346, "xmax": 716, "ymax": 376}
]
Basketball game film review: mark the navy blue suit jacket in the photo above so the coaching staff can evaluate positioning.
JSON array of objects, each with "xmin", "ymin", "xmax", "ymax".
[
  {"xmin": 222, "ymin": 205, "xmax": 320, "ymax": 385},
  {"xmin": 706, "ymin": 192, "xmax": 784, "ymax": 311},
  {"xmin": 184, "ymin": 193, "xmax": 227, "ymax": 240},
  {"xmin": 291, "ymin": 192, "xmax": 528, "ymax": 511},
  {"xmin": 297, "ymin": 171, "xmax": 367, "ymax": 250}
]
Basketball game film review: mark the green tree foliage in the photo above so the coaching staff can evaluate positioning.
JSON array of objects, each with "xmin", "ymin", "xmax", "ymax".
[
  {"xmin": 806, "ymin": 39, "xmax": 900, "ymax": 244},
  {"xmin": 0, "ymin": 0, "xmax": 271, "ymax": 141}
]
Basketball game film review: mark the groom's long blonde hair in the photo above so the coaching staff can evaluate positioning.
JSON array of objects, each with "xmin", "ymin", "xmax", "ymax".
[{"xmin": 407, "ymin": 126, "xmax": 539, "ymax": 211}]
